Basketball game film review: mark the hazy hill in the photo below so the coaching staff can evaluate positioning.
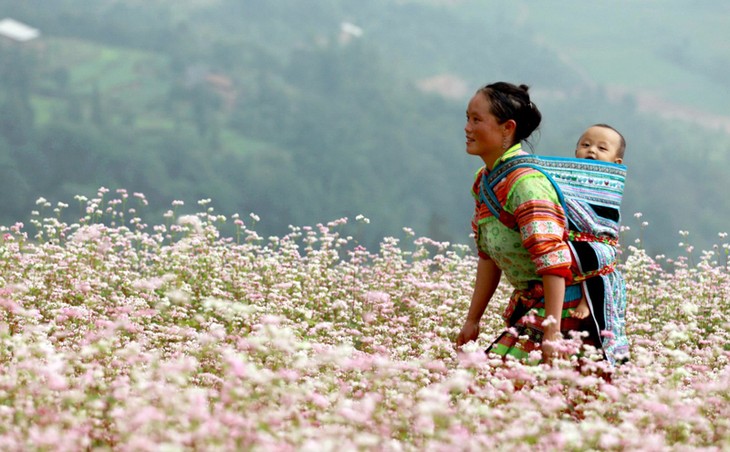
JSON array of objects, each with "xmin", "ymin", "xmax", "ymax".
[{"xmin": 0, "ymin": 0, "xmax": 728, "ymax": 256}]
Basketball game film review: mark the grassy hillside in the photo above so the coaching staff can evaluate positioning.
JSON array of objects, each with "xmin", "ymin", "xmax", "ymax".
[{"xmin": 451, "ymin": 0, "xmax": 730, "ymax": 119}]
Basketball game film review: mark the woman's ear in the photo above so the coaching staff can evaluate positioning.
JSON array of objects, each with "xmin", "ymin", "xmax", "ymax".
[{"xmin": 502, "ymin": 119, "xmax": 517, "ymax": 138}]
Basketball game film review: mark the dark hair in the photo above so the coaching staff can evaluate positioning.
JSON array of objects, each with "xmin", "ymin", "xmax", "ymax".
[
  {"xmin": 591, "ymin": 123, "xmax": 626, "ymax": 159},
  {"xmin": 477, "ymin": 82, "xmax": 542, "ymax": 148}
]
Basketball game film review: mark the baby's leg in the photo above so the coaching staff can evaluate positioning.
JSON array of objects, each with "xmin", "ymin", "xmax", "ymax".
[{"xmin": 570, "ymin": 292, "xmax": 590, "ymax": 319}]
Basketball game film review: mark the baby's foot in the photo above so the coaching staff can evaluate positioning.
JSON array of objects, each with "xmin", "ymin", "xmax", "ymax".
[{"xmin": 570, "ymin": 297, "xmax": 590, "ymax": 319}]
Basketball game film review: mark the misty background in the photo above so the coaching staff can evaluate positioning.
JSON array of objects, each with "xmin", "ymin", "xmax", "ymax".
[{"xmin": 1, "ymin": 0, "xmax": 729, "ymax": 257}]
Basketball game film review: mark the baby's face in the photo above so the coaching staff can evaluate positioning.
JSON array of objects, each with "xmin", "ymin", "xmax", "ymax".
[{"xmin": 575, "ymin": 126, "xmax": 623, "ymax": 163}]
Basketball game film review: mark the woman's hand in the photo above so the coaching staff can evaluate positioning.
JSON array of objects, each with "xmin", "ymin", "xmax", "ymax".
[
  {"xmin": 541, "ymin": 325, "xmax": 564, "ymax": 364},
  {"xmin": 541, "ymin": 275, "xmax": 566, "ymax": 364},
  {"xmin": 456, "ymin": 320, "xmax": 480, "ymax": 349},
  {"xmin": 456, "ymin": 258, "xmax": 501, "ymax": 350}
]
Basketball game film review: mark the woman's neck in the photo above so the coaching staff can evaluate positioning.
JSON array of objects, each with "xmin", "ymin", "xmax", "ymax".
[{"xmin": 483, "ymin": 143, "xmax": 522, "ymax": 170}]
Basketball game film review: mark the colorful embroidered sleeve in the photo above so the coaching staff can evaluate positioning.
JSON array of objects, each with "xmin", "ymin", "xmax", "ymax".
[{"xmin": 506, "ymin": 173, "xmax": 572, "ymax": 278}]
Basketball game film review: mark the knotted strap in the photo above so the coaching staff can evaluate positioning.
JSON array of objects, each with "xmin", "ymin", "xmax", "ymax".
[
  {"xmin": 503, "ymin": 283, "xmax": 545, "ymax": 327},
  {"xmin": 568, "ymin": 230, "xmax": 618, "ymax": 246}
]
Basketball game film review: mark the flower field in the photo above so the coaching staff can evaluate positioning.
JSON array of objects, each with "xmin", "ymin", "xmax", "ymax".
[{"xmin": 1, "ymin": 189, "xmax": 729, "ymax": 451}]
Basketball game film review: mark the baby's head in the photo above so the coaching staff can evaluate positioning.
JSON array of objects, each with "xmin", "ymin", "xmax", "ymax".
[{"xmin": 575, "ymin": 124, "xmax": 625, "ymax": 164}]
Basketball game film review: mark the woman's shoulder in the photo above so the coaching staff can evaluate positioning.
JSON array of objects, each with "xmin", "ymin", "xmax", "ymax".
[
  {"xmin": 501, "ymin": 163, "xmax": 551, "ymax": 190},
  {"xmin": 504, "ymin": 166, "xmax": 560, "ymax": 206}
]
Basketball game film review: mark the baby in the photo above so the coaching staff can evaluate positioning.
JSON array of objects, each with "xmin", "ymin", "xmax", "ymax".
[
  {"xmin": 575, "ymin": 123, "xmax": 624, "ymax": 164},
  {"xmin": 570, "ymin": 123, "xmax": 625, "ymax": 319}
]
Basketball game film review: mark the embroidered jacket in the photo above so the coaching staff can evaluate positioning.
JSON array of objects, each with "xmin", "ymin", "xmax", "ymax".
[{"xmin": 471, "ymin": 144, "xmax": 572, "ymax": 289}]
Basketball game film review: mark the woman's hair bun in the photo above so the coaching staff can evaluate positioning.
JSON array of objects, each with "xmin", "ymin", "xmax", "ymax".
[{"xmin": 478, "ymin": 81, "xmax": 541, "ymax": 144}]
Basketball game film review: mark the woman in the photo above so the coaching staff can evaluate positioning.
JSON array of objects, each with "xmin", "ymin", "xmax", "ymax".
[{"xmin": 455, "ymin": 82, "xmax": 599, "ymax": 364}]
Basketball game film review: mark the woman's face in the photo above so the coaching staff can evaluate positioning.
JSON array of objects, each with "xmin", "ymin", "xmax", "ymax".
[{"xmin": 465, "ymin": 92, "xmax": 506, "ymax": 165}]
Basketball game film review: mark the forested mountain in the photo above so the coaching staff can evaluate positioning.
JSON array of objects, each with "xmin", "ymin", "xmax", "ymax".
[{"xmin": 1, "ymin": 0, "xmax": 728, "ymax": 256}]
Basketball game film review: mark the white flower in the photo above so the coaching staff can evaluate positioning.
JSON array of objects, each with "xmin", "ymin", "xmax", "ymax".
[
  {"xmin": 166, "ymin": 288, "xmax": 190, "ymax": 306},
  {"xmin": 178, "ymin": 215, "xmax": 203, "ymax": 233},
  {"xmin": 680, "ymin": 303, "xmax": 698, "ymax": 315}
]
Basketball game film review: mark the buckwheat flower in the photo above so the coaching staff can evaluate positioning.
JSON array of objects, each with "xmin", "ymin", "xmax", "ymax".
[
  {"xmin": 599, "ymin": 330, "xmax": 615, "ymax": 339},
  {"xmin": 74, "ymin": 281, "xmax": 92, "ymax": 294},
  {"xmin": 8, "ymin": 283, "xmax": 28, "ymax": 294},
  {"xmin": 71, "ymin": 224, "xmax": 103, "ymax": 243},
  {"xmin": 598, "ymin": 433, "xmax": 621, "ymax": 450},
  {"xmin": 365, "ymin": 291, "xmax": 390, "ymax": 304},
  {"xmin": 178, "ymin": 215, "xmax": 203, "ymax": 234},
  {"xmin": 680, "ymin": 303, "xmax": 698, "ymax": 315},
  {"xmin": 0, "ymin": 297, "xmax": 22, "ymax": 314},
  {"xmin": 133, "ymin": 277, "xmax": 166, "ymax": 292},
  {"xmin": 259, "ymin": 314, "xmax": 283, "ymax": 325},
  {"xmin": 28, "ymin": 426, "xmax": 62, "ymax": 449},
  {"xmin": 250, "ymin": 213, "xmax": 260, "ymax": 222},
  {"xmin": 46, "ymin": 369, "xmax": 68, "ymax": 391},
  {"xmin": 444, "ymin": 369, "xmax": 472, "ymax": 393},
  {"xmin": 355, "ymin": 214, "xmax": 370, "ymax": 224},
  {"xmin": 332, "ymin": 299, "xmax": 348, "ymax": 312},
  {"xmin": 327, "ymin": 217, "xmax": 348, "ymax": 227},
  {"xmin": 225, "ymin": 354, "xmax": 250, "ymax": 378},
  {"xmin": 309, "ymin": 392, "xmax": 330, "ymax": 409},
  {"xmin": 353, "ymin": 433, "xmax": 381, "ymax": 450},
  {"xmin": 167, "ymin": 288, "xmax": 190, "ymax": 306}
]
